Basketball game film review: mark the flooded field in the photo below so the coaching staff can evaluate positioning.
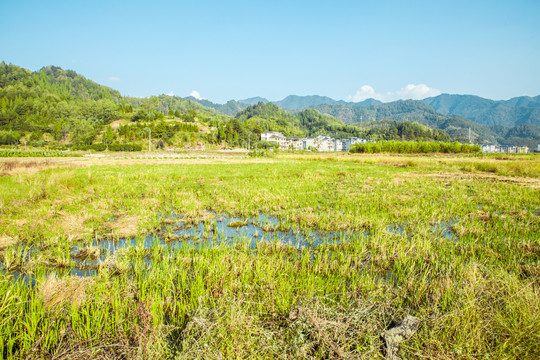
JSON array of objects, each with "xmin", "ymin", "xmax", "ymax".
[
  {"xmin": 1, "ymin": 212, "xmax": 367, "ymax": 281},
  {"xmin": 0, "ymin": 154, "xmax": 539, "ymax": 359}
]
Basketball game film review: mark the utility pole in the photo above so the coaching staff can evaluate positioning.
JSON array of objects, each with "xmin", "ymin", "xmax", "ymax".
[
  {"xmin": 148, "ymin": 128, "xmax": 151, "ymax": 152},
  {"xmin": 468, "ymin": 128, "xmax": 471, "ymax": 144}
]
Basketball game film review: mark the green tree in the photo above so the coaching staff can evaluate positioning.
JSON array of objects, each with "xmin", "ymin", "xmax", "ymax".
[
  {"xmin": 71, "ymin": 118, "xmax": 96, "ymax": 145},
  {"xmin": 102, "ymin": 125, "xmax": 116, "ymax": 144}
]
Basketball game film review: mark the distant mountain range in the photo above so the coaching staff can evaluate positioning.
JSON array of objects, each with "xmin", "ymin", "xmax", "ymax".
[
  {"xmin": 237, "ymin": 97, "xmax": 270, "ymax": 106},
  {"xmin": 188, "ymin": 93, "xmax": 540, "ymax": 147},
  {"xmin": 188, "ymin": 95, "xmax": 382, "ymax": 116},
  {"xmin": 236, "ymin": 95, "xmax": 382, "ymax": 109},
  {"xmin": 422, "ymin": 94, "xmax": 540, "ymax": 127},
  {"xmin": 310, "ymin": 100, "xmax": 499, "ymax": 145},
  {"xmin": 204, "ymin": 93, "xmax": 540, "ymax": 127},
  {"xmin": 196, "ymin": 93, "xmax": 540, "ymax": 126}
]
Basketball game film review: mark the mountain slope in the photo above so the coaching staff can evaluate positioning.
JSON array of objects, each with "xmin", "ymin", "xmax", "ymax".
[
  {"xmin": 422, "ymin": 94, "xmax": 540, "ymax": 127},
  {"xmin": 237, "ymin": 97, "xmax": 269, "ymax": 105},
  {"xmin": 0, "ymin": 63, "xmax": 124, "ymax": 137},
  {"xmin": 0, "ymin": 62, "xmax": 122, "ymax": 102},
  {"xmin": 273, "ymin": 95, "xmax": 383, "ymax": 109},
  {"xmin": 309, "ymin": 100, "xmax": 499, "ymax": 144},
  {"xmin": 274, "ymin": 95, "xmax": 343, "ymax": 109},
  {"xmin": 503, "ymin": 95, "xmax": 540, "ymax": 108},
  {"xmin": 186, "ymin": 97, "xmax": 248, "ymax": 116}
]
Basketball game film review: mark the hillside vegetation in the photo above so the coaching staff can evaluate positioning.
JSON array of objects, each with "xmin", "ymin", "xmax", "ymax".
[
  {"xmin": 0, "ymin": 63, "xmax": 461, "ymax": 150},
  {"xmin": 4, "ymin": 62, "xmax": 537, "ymax": 150}
]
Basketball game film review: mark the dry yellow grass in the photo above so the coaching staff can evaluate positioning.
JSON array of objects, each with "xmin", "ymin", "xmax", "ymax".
[
  {"xmin": 0, "ymin": 235, "xmax": 17, "ymax": 249},
  {"xmin": 104, "ymin": 214, "xmax": 140, "ymax": 239},
  {"xmin": 0, "ymin": 154, "xmax": 273, "ymax": 176},
  {"xmin": 0, "ymin": 159, "xmax": 58, "ymax": 176},
  {"xmin": 59, "ymin": 213, "xmax": 92, "ymax": 239},
  {"xmin": 420, "ymin": 171, "xmax": 540, "ymax": 188},
  {"xmin": 40, "ymin": 275, "xmax": 93, "ymax": 309}
]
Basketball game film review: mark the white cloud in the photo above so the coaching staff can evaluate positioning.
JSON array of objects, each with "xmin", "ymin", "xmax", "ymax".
[
  {"xmin": 394, "ymin": 84, "xmax": 441, "ymax": 101},
  {"xmin": 167, "ymin": 91, "xmax": 174, "ymax": 97},
  {"xmin": 189, "ymin": 90, "xmax": 202, "ymax": 100},
  {"xmin": 108, "ymin": 76, "xmax": 120, "ymax": 82},
  {"xmin": 347, "ymin": 85, "xmax": 384, "ymax": 102},
  {"xmin": 347, "ymin": 84, "xmax": 441, "ymax": 103}
]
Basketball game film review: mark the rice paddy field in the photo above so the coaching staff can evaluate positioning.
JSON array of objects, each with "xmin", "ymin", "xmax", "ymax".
[{"xmin": 0, "ymin": 152, "xmax": 539, "ymax": 359}]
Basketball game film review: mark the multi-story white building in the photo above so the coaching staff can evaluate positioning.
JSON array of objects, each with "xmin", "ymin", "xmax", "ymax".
[
  {"xmin": 261, "ymin": 131, "xmax": 284, "ymax": 142},
  {"xmin": 481, "ymin": 144, "xmax": 498, "ymax": 153},
  {"xmin": 341, "ymin": 137, "xmax": 366, "ymax": 151},
  {"xmin": 287, "ymin": 137, "xmax": 303, "ymax": 150},
  {"xmin": 303, "ymin": 137, "xmax": 316, "ymax": 150},
  {"xmin": 314, "ymin": 135, "xmax": 334, "ymax": 152}
]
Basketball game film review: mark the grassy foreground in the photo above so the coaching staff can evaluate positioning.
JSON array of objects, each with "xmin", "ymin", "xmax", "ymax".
[{"xmin": 0, "ymin": 153, "xmax": 539, "ymax": 359}]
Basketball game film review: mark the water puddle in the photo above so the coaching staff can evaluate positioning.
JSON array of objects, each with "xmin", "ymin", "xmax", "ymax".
[
  {"xmin": 1, "ymin": 212, "xmax": 363, "ymax": 279},
  {"xmin": 432, "ymin": 218, "xmax": 459, "ymax": 241},
  {"xmin": 1, "ymin": 212, "xmax": 464, "ymax": 282},
  {"xmin": 386, "ymin": 224, "xmax": 406, "ymax": 236}
]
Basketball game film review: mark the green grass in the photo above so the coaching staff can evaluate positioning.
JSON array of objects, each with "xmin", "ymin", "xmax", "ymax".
[
  {"xmin": 0, "ymin": 154, "xmax": 539, "ymax": 359},
  {"xmin": 0, "ymin": 149, "xmax": 82, "ymax": 158}
]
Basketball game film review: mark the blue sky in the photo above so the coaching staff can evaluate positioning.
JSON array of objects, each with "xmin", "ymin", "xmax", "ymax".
[{"xmin": 1, "ymin": 0, "xmax": 540, "ymax": 103}]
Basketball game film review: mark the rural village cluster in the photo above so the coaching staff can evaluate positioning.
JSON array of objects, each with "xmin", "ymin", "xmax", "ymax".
[{"xmin": 261, "ymin": 131, "xmax": 534, "ymax": 153}]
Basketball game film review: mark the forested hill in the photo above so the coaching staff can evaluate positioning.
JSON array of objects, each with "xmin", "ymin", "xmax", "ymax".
[
  {"xmin": 0, "ymin": 63, "xmax": 121, "ymax": 102},
  {"xmin": 420, "ymin": 94, "xmax": 540, "ymax": 147},
  {"xmin": 233, "ymin": 102, "xmax": 361, "ymax": 138},
  {"xmin": 0, "ymin": 63, "xmax": 225, "ymax": 147},
  {"xmin": 273, "ymin": 95, "xmax": 382, "ymax": 109},
  {"xmin": 200, "ymin": 94, "xmax": 537, "ymax": 146},
  {"xmin": 0, "ymin": 63, "xmax": 124, "ymax": 140}
]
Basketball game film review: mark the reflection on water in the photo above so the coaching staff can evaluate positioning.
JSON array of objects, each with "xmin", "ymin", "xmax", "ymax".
[{"xmin": 2, "ymin": 212, "xmax": 364, "ymax": 279}]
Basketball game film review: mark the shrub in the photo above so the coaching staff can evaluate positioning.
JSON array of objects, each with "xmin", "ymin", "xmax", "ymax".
[
  {"xmin": 349, "ymin": 141, "xmax": 481, "ymax": 154},
  {"xmin": 248, "ymin": 149, "xmax": 272, "ymax": 157},
  {"xmin": 71, "ymin": 143, "xmax": 143, "ymax": 152}
]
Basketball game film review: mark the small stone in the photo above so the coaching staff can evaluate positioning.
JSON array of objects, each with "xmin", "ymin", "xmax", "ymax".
[{"xmin": 382, "ymin": 315, "xmax": 421, "ymax": 360}]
